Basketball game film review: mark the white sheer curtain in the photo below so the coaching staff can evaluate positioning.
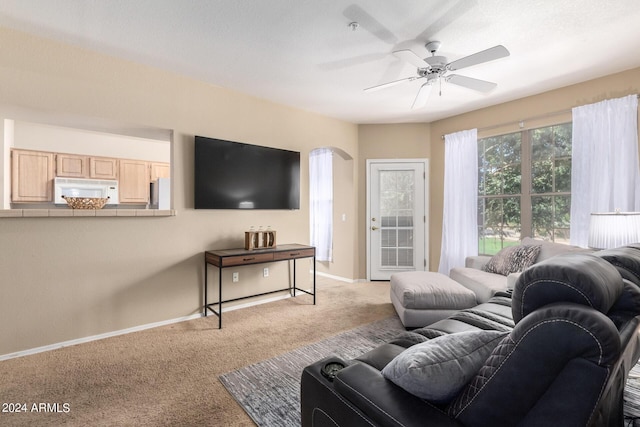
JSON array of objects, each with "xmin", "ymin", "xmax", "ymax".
[
  {"xmin": 438, "ymin": 129, "xmax": 478, "ymax": 275},
  {"xmin": 570, "ymin": 95, "xmax": 640, "ymax": 247},
  {"xmin": 309, "ymin": 148, "xmax": 333, "ymax": 261}
]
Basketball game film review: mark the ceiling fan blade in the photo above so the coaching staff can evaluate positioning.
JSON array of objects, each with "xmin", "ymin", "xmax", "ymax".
[
  {"xmin": 411, "ymin": 83, "xmax": 432, "ymax": 109},
  {"xmin": 448, "ymin": 45, "xmax": 510, "ymax": 71},
  {"xmin": 393, "ymin": 49, "xmax": 430, "ymax": 69},
  {"xmin": 447, "ymin": 74, "xmax": 497, "ymax": 92},
  {"xmin": 343, "ymin": 4, "xmax": 398, "ymax": 45},
  {"xmin": 364, "ymin": 76, "xmax": 416, "ymax": 92}
]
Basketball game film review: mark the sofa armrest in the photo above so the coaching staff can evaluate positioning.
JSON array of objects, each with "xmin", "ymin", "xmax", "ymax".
[
  {"xmin": 334, "ymin": 362, "xmax": 464, "ymax": 427},
  {"xmin": 465, "ymin": 255, "xmax": 492, "ymax": 270},
  {"xmin": 301, "ymin": 357, "xmax": 463, "ymax": 427},
  {"xmin": 507, "ymin": 272, "xmax": 521, "ymax": 290}
]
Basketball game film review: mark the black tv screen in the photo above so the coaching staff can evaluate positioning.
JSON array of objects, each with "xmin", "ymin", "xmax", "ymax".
[{"xmin": 194, "ymin": 136, "xmax": 300, "ymax": 209}]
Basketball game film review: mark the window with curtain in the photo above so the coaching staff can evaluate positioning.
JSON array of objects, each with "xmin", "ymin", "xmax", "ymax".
[
  {"xmin": 478, "ymin": 123, "xmax": 572, "ymax": 255},
  {"xmin": 439, "ymin": 129, "xmax": 478, "ymax": 275},
  {"xmin": 309, "ymin": 148, "xmax": 333, "ymax": 261},
  {"xmin": 570, "ymin": 94, "xmax": 640, "ymax": 247}
]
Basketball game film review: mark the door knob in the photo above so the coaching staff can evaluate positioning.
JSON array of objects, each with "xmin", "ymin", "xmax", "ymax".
[{"xmin": 371, "ymin": 226, "xmax": 379, "ymax": 231}]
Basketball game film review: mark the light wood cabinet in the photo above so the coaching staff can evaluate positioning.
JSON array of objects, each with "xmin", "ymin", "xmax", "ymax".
[
  {"xmin": 55, "ymin": 154, "xmax": 118, "ymax": 180},
  {"xmin": 56, "ymin": 153, "xmax": 88, "ymax": 178},
  {"xmin": 90, "ymin": 157, "xmax": 118, "ymax": 180},
  {"xmin": 11, "ymin": 149, "xmax": 55, "ymax": 202},
  {"xmin": 11, "ymin": 148, "xmax": 165, "ymax": 206},
  {"xmin": 119, "ymin": 159, "xmax": 149, "ymax": 204},
  {"xmin": 150, "ymin": 162, "xmax": 170, "ymax": 181}
]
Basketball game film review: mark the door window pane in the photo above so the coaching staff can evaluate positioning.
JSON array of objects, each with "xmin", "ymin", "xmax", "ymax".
[
  {"xmin": 379, "ymin": 170, "xmax": 415, "ymax": 268},
  {"xmin": 398, "ymin": 249, "xmax": 413, "ymax": 266},
  {"xmin": 381, "ymin": 229, "xmax": 396, "ymax": 247},
  {"xmin": 381, "ymin": 248, "xmax": 396, "ymax": 267}
]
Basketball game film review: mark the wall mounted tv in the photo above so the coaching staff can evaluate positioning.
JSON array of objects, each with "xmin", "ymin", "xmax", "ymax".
[{"xmin": 194, "ymin": 136, "xmax": 300, "ymax": 210}]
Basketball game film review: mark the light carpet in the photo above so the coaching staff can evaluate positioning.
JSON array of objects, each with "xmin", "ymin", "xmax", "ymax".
[{"xmin": 219, "ymin": 316, "xmax": 404, "ymax": 426}]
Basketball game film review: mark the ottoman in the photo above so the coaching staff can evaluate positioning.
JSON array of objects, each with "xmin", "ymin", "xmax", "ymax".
[{"xmin": 390, "ymin": 271, "xmax": 478, "ymax": 328}]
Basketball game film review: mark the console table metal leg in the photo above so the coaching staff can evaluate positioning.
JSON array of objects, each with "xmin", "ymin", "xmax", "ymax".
[
  {"xmin": 204, "ymin": 255, "xmax": 208, "ymax": 317},
  {"xmin": 313, "ymin": 255, "xmax": 316, "ymax": 305},
  {"xmin": 218, "ymin": 266, "xmax": 223, "ymax": 329}
]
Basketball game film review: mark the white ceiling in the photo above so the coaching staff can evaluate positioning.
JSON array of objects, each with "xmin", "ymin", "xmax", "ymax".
[{"xmin": 1, "ymin": 0, "xmax": 640, "ymax": 124}]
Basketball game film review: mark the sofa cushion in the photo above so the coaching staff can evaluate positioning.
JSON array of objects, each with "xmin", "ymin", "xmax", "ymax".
[
  {"xmin": 449, "ymin": 267, "xmax": 508, "ymax": 303},
  {"xmin": 381, "ymin": 330, "xmax": 508, "ymax": 403},
  {"xmin": 390, "ymin": 272, "xmax": 477, "ymax": 310},
  {"xmin": 521, "ymin": 237, "xmax": 591, "ymax": 262},
  {"xmin": 482, "ymin": 245, "xmax": 541, "ymax": 276}
]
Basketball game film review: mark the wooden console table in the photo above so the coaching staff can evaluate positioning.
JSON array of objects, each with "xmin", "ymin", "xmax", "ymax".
[{"xmin": 204, "ymin": 244, "xmax": 316, "ymax": 328}]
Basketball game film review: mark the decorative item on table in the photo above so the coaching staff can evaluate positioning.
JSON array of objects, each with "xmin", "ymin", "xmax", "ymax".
[
  {"xmin": 244, "ymin": 226, "xmax": 277, "ymax": 250},
  {"xmin": 61, "ymin": 195, "xmax": 110, "ymax": 210}
]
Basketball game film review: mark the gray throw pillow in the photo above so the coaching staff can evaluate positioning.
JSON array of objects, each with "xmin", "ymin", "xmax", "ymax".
[
  {"xmin": 482, "ymin": 244, "xmax": 541, "ymax": 276},
  {"xmin": 381, "ymin": 330, "xmax": 508, "ymax": 403}
]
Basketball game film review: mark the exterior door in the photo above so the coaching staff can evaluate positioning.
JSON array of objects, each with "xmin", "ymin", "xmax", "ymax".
[{"xmin": 367, "ymin": 159, "xmax": 428, "ymax": 281}]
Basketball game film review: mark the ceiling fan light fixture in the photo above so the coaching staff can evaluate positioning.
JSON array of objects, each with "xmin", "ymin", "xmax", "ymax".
[{"xmin": 424, "ymin": 56, "xmax": 448, "ymax": 71}]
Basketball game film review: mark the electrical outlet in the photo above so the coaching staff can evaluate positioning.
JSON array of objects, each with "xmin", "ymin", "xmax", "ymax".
[
  {"xmin": 263, "ymin": 267, "xmax": 269, "ymax": 277},
  {"xmin": 232, "ymin": 272, "xmax": 239, "ymax": 283}
]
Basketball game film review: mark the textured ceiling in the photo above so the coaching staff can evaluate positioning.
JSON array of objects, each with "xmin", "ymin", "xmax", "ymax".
[{"xmin": 1, "ymin": 0, "xmax": 640, "ymax": 124}]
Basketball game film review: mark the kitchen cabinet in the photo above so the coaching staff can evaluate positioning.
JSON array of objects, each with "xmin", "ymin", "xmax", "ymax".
[
  {"xmin": 90, "ymin": 157, "xmax": 118, "ymax": 180},
  {"xmin": 56, "ymin": 153, "xmax": 88, "ymax": 178},
  {"xmin": 10, "ymin": 148, "xmax": 164, "ymax": 206},
  {"xmin": 150, "ymin": 162, "xmax": 170, "ymax": 181},
  {"xmin": 56, "ymin": 154, "xmax": 118, "ymax": 180},
  {"xmin": 11, "ymin": 149, "xmax": 55, "ymax": 202},
  {"xmin": 119, "ymin": 159, "xmax": 149, "ymax": 204}
]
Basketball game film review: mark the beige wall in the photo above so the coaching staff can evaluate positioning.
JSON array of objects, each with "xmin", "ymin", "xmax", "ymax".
[
  {"xmin": 428, "ymin": 67, "xmax": 640, "ymax": 270},
  {"xmin": 2, "ymin": 23, "xmax": 639, "ymax": 356},
  {"xmin": 356, "ymin": 123, "xmax": 431, "ymax": 279},
  {"xmin": 12, "ymin": 121, "xmax": 171, "ymax": 163},
  {"xmin": 0, "ymin": 27, "xmax": 358, "ymax": 356},
  {"xmin": 314, "ymin": 150, "xmax": 358, "ymax": 280}
]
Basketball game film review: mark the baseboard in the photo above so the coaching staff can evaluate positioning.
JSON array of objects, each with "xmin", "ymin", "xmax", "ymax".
[
  {"xmin": 315, "ymin": 271, "xmax": 358, "ymax": 283},
  {"xmin": 217, "ymin": 291, "xmax": 299, "ymax": 313},
  {"xmin": 0, "ymin": 290, "xmax": 307, "ymax": 361},
  {"xmin": 0, "ymin": 312, "xmax": 206, "ymax": 361}
]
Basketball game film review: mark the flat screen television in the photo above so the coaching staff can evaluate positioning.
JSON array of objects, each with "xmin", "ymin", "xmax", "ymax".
[{"xmin": 194, "ymin": 136, "xmax": 300, "ymax": 209}]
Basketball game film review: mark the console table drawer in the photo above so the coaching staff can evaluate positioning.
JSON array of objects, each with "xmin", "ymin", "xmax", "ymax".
[
  {"xmin": 274, "ymin": 248, "xmax": 315, "ymax": 260},
  {"xmin": 220, "ymin": 252, "xmax": 274, "ymax": 267}
]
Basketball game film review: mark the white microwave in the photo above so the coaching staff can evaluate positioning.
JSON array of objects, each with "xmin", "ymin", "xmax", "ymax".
[{"xmin": 54, "ymin": 177, "xmax": 119, "ymax": 205}]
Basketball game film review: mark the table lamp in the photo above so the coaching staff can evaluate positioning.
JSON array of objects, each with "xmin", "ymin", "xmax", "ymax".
[{"xmin": 588, "ymin": 211, "xmax": 640, "ymax": 249}]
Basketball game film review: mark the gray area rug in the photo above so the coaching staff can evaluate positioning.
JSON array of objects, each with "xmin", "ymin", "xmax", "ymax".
[
  {"xmin": 221, "ymin": 315, "xmax": 640, "ymax": 426},
  {"xmin": 625, "ymin": 362, "xmax": 640, "ymax": 425},
  {"xmin": 219, "ymin": 316, "xmax": 404, "ymax": 426}
]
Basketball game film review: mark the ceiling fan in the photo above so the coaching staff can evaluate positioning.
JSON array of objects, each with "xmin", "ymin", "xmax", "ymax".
[{"xmin": 364, "ymin": 41, "xmax": 510, "ymax": 109}]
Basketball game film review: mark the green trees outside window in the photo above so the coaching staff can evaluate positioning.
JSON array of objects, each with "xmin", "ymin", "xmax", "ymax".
[{"xmin": 478, "ymin": 123, "xmax": 572, "ymax": 255}]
